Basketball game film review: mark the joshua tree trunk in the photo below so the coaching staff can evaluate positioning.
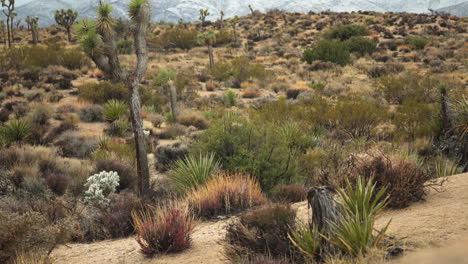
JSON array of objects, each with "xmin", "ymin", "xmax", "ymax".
[
  {"xmin": 66, "ymin": 27, "xmax": 72, "ymax": 42},
  {"xmin": 5, "ymin": 17, "xmax": 10, "ymax": 48},
  {"xmin": 9, "ymin": 16, "xmax": 13, "ymax": 44},
  {"xmin": 208, "ymin": 44, "xmax": 214, "ymax": 70},
  {"xmin": 232, "ymin": 25, "xmax": 238, "ymax": 43},
  {"xmin": 32, "ymin": 28, "xmax": 38, "ymax": 44},
  {"xmin": 168, "ymin": 80, "xmax": 178, "ymax": 122}
]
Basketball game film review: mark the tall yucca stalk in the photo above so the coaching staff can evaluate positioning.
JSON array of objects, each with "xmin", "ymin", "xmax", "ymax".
[
  {"xmin": 75, "ymin": 0, "xmax": 151, "ymax": 196},
  {"xmin": 169, "ymin": 152, "xmax": 220, "ymax": 194},
  {"xmin": 328, "ymin": 177, "xmax": 391, "ymax": 257}
]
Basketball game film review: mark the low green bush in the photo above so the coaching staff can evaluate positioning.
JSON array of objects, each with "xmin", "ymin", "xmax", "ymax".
[
  {"xmin": 212, "ymin": 57, "xmax": 272, "ymax": 88},
  {"xmin": 102, "ymin": 100, "xmax": 128, "ymax": 121},
  {"xmin": 344, "ymin": 36, "xmax": 377, "ymax": 56},
  {"xmin": 78, "ymin": 81, "xmax": 128, "ymax": 104},
  {"xmin": 323, "ymin": 24, "xmax": 369, "ymax": 41},
  {"xmin": 303, "ymin": 40, "xmax": 350, "ymax": 66},
  {"xmin": 151, "ymin": 27, "xmax": 198, "ymax": 50},
  {"xmin": 405, "ymin": 36, "xmax": 428, "ymax": 50}
]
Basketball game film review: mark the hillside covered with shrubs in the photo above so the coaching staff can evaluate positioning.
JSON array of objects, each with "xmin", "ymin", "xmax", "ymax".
[{"xmin": 0, "ymin": 1, "xmax": 467, "ymax": 263}]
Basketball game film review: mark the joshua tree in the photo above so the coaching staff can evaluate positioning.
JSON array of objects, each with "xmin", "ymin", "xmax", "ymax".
[
  {"xmin": 199, "ymin": 8, "xmax": 210, "ymax": 27},
  {"xmin": 54, "ymin": 9, "xmax": 78, "ymax": 42},
  {"xmin": 26, "ymin": 16, "xmax": 39, "ymax": 44},
  {"xmin": 230, "ymin": 16, "xmax": 239, "ymax": 44},
  {"xmin": 197, "ymin": 31, "xmax": 216, "ymax": 70},
  {"xmin": 76, "ymin": 0, "xmax": 151, "ymax": 196},
  {"xmin": 248, "ymin": 4, "xmax": 254, "ymax": 15},
  {"xmin": 0, "ymin": 20, "xmax": 5, "ymax": 49},
  {"xmin": 219, "ymin": 10, "xmax": 224, "ymax": 28},
  {"xmin": 1, "ymin": 0, "xmax": 15, "ymax": 48}
]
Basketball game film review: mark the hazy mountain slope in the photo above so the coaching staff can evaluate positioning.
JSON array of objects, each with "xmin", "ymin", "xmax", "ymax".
[
  {"xmin": 7, "ymin": 0, "xmax": 468, "ymax": 26},
  {"xmin": 436, "ymin": 1, "xmax": 468, "ymax": 17}
]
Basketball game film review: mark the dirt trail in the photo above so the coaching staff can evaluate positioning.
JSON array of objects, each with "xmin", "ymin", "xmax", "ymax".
[{"xmin": 52, "ymin": 173, "xmax": 468, "ymax": 264}]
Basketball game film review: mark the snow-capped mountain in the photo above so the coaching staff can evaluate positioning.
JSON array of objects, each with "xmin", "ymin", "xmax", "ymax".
[{"xmin": 5, "ymin": 0, "xmax": 468, "ymax": 26}]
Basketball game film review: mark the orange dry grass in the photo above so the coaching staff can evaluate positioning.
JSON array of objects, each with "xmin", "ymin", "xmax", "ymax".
[{"xmin": 187, "ymin": 172, "xmax": 267, "ymax": 218}]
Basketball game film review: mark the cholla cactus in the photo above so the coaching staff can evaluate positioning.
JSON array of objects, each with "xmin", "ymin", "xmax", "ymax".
[{"xmin": 84, "ymin": 171, "xmax": 119, "ymax": 206}]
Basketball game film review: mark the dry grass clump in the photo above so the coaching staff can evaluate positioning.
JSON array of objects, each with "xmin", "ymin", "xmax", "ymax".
[
  {"xmin": 132, "ymin": 201, "xmax": 195, "ymax": 256},
  {"xmin": 178, "ymin": 111, "xmax": 209, "ymax": 129},
  {"xmin": 241, "ymin": 88, "xmax": 262, "ymax": 98},
  {"xmin": 271, "ymin": 184, "xmax": 307, "ymax": 203},
  {"xmin": 187, "ymin": 172, "xmax": 266, "ymax": 218}
]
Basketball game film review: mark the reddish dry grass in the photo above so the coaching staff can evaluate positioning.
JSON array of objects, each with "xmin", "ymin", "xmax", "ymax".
[
  {"xmin": 187, "ymin": 172, "xmax": 267, "ymax": 218},
  {"xmin": 132, "ymin": 202, "xmax": 195, "ymax": 256}
]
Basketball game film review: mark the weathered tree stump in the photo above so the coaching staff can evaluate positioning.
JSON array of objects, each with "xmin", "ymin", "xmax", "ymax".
[{"xmin": 307, "ymin": 186, "xmax": 343, "ymax": 256}]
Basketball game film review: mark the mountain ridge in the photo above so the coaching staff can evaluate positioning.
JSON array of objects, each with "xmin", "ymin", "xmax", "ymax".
[{"xmin": 4, "ymin": 0, "xmax": 468, "ymax": 26}]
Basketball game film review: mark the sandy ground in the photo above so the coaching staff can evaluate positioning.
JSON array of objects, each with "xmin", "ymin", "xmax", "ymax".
[{"xmin": 52, "ymin": 173, "xmax": 468, "ymax": 264}]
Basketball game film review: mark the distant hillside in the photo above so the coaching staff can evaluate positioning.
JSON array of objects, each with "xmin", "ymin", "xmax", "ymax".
[{"xmin": 436, "ymin": 1, "xmax": 468, "ymax": 17}]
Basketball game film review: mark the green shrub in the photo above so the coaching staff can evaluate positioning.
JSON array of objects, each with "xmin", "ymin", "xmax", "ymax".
[
  {"xmin": 151, "ymin": 27, "xmax": 198, "ymax": 50},
  {"xmin": 328, "ymin": 96, "xmax": 388, "ymax": 139},
  {"xmin": 117, "ymin": 39, "xmax": 134, "ymax": 54},
  {"xmin": 344, "ymin": 36, "xmax": 377, "ymax": 56},
  {"xmin": 191, "ymin": 113, "xmax": 305, "ymax": 192},
  {"xmin": 213, "ymin": 29, "xmax": 234, "ymax": 46},
  {"xmin": 0, "ymin": 119, "xmax": 32, "ymax": 144},
  {"xmin": 29, "ymin": 104, "xmax": 53, "ymax": 126},
  {"xmin": 225, "ymin": 89, "xmax": 237, "ymax": 107},
  {"xmin": 78, "ymin": 81, "xmax": 128, "ymax": 104},
  {"xmin": 303, "ymin": 40, "xmax": 350, "ymax": 66},
  {"xmin": 212, "ymin": 57, "xmax": 271, "ymax": 87},
  {"xmin": 323, "ymin": 24, "xmax": 369, "ymax": 41},
  {"xmin": 377, "ymin": 72, "xmax": 439, "ymax": 104},
  {"xmin": 405, "ymin": 36, "xmax": 428, "ymax": 50},
  {"xmin": 108, "ymin": 118, "xmax": 130, "ymax": 137},
  {"xmin": 102, "ymin": 100, "xmax": 128, "ymax": 121},
  {"xmin": 0, "ymin": 45, "xmax": 89, "ymax": 71},
  {"xmin": 394, "ymin": 99, "xmax": 440, "ymax": 140},
  {"xmin": 169, "ymin": 153, "xmax": 220, "ymax": 194}
]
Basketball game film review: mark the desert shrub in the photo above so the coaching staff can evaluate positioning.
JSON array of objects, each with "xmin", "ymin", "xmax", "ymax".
[
  {"xmin": 79, "ymin": 105, "xmax": 104, "ymax": 122},
  {"xmin": 157, "ymin": 123, "xmax": 186, "ymax": 139},
  {"xmin": 29, "ymin": 104, "xmax": 53, "ymax": 126},
  {"xmin": 405, "ymin": 36, "xmax": 428, "ymax": 50},
  {"xmin": 107, "ymin": 118, "xmax": 130, "ymax": 137},
  {"xmin": 99, "ymin": 193, "xmax": 142, "ymax": 238},
  {"xmin": 303, "ymin": 40, "xmax": 350, "ymax": 66},
  {"xmin": 377, "ymin": 72, "xmax": 439, "ymax": 104},
  {"xmin": 55, "ymin": 132, "xmax": 97, "ymax": 158},
  {"xmin": 271, "ymin": 184, "xmax": 307, "ymax": 203},
  {"xmin": 241, "ymin": 88, "xmax": 261, "ymax": 98},
  {"xmin": 324, "ymin": 24, "xmax": 369, "ymax": 41},
  {"xmin": 367, "ymin": 63, "xmax": 405, "ymax": 78},
  {"xmin": 169, "ymin": 152, "xmax": 220, "ymax": 194},
  {"xmin": 94, "ymin": 159, "xmax": 136, "ymax": 191},
  {"xmin": 394, "ymin": 99, "xmax": 440, "ymax": 140},
  {"xmin": 151, "ymin": 27, "xmax": 198, "ymax": 50},
  {"xmin": 132, "ymin": 202, "xmax": 195, "ymax": 256},
  {"xmin": 117, "ymin": 39, "xmax": 134, "ymax": 54},
  {"xmin": 102, "ymin": 100, "xmax": 128, "ymax": 121},
  {"xmin": 225, "ymin": 203, "xmax": 301, "ymax": 262},
  {"xmin": 289, "ymin": 224, "xmax": 320, "ymax": 260},
  {"xmin": 328, "ymin": 96, "xmax": 388, "ymax": 139},
  {"xmin": 192, "ymin": 113, "xmax": 307, "ymax": 192},
  {"xmin": 212, "ymin": 57, "xmax": 272, "ymax": 88},
  {"xmin": 355, "ymin": 154, "xmax": 431, "ymax": 208},
  {"xmin": 225, "ymin": 89, "xmax": 237, "ymax": 106},
  {"xmin": 344, "ymin": 37, "xmax": 377, "ymax": 56},
  {"xmin": 213, "ymin": 29, "xmax": 235, "ymax": 46},
  {"xmin": 0, "ymin": 119, "xmax": 32, "ymax": 144},
  {"xmin": 187, "ymin": 172, "xmax": 266, "ymax": 218},
  {"xmin": 449, "ymin": 96, "xmax": 468, "ymax": 141},
  {"xmin": 0, "ymin": 210, "xmax": 71, "ymax": 263},
  {"xmin": 146, "ymin": 112, "xmax": 165, "ymax": 128},
  {"xmin": 84, "ymin": 171, "xmax": 120, "ymax": 207},
  {"xmin": 178, "ymin": 112, "xmax": 209, "ymax": 129},
  {"xmin": 78, "ymin": 81, "xmax": 128, "ymax": 104},
  {"xmin": 0, "ymin": 45, "xmax": 89, "ymax": 71}
]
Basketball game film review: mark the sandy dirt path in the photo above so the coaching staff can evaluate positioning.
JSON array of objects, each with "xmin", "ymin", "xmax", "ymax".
[{"xmin": 52, "ymin": 173, "xmax": 468, "ymax": 264}]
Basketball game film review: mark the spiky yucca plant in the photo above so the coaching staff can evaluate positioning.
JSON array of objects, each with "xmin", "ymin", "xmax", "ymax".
[
  {"xmin": 289, "ymin": 224, "xmax": 320, "ymax": 260},
  {"xmin": 329, "ymin": 177, "xmax": 391, "ymax": 257},
  {"xmin": 0, "ymin": 119, "xmax": 32, "ymax": 144},
  {"xmin": 75, "ymin": 0, "xmax": 151, "ymax": 196},
  {"xmin": 102, "ymin": 99, "xmax": 128, "ymax": 121},
  {"xmin": 169, "ymin": 153, "xmax": 220, "ymax": 194}
]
